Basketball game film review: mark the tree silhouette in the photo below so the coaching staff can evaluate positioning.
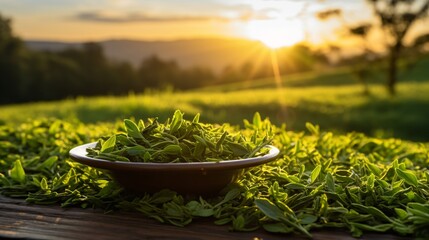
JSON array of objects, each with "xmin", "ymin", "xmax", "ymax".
[
  {"xmin": 348, "ymin": 23, "xmax": 375, "ymax": 95},
  {"xmin": 367, "ymin": 0, "xmax": 429, "ymax": 95},
  {"xmin": 0, "ymin": 13, "xmax": 27, "ymax": 103},
  {"xmin": 413, "ymin": 32, "xmax": 429, "ymax": 51},
  {"xmin": 316, "ymin": 9, "xmax": 376, "ymax": 94}
]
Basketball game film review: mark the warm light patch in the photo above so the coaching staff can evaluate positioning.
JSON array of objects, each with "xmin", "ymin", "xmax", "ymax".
[{"xmin": 245, "ymin": 19, "xmax": 305, "ymax": 49}]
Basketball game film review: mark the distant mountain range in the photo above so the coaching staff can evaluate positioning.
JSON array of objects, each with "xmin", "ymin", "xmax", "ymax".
[{"xmin": 25, "ymin": 38, "xmax": 268, "ymax": 72}]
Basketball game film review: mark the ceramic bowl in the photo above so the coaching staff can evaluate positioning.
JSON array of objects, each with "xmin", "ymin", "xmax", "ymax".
[{"xmin": 69, "ymin": 142, "xmax": 280, "ymax": 195}]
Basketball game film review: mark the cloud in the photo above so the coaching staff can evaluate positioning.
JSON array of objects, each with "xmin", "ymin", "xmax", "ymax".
[
  {"xmin": 225, "ymin": 5, "xmax": 279, "ymax": 21},
  {"xmin": 72, "ymin": 5, "xmax": 277, "ymax": 24},
  {"xmin": 73, "ymin": 11, "xmax": 231, "ymax": 23}
]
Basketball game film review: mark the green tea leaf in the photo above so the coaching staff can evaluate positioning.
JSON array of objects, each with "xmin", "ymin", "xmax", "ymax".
[
  {"xmin": 40, "ymin": 177, "xmax": 48, "ymax": 191},
  {"xmin": 124, "ymin": 119, "xmax": 144, "ymax": 139},
  {"xmin": 395, "ymin": 208, "xmax": 408, "ymax": 220},
  {"xmin": 101, "ymin": 135, "xmax": 116, "ymax": 153},
  {"xmin": 350, "ymin": 223, "xmax": 393, "ymax": 232},
  {"xmin": 254, "ymin": 198, "xmax": 312, "ymax": 238},
  {"xmin": 407, "ymin": 203, "xmax": 429, "ymax": 219},
  {"xmin": 216, "ymin": 131, "xmax": 228, "ymax": 151},
  {"xmin": 395, "ymin": 168, "xmax": 418, "ymax": 187},
  {"xmin": 163, "ymin": 145, "xmax": 182, "ymax": 155},
  {"xmin": 300, "ymin": 214, "xmax": 318, "ymax": 224},
  {"xmin": 126, "ymin": 145, "xmax": 146, "ymax": 155},
  {"xmin": 193, "ymin": 135, "xmax": 207, "ymax": 146},
  {"xmin": 232, "ymin": 215, "xmax": 245, "ymax": 230},
  {"xmin": 310, "ymin": 165, "xmax": 322, "ymax": 184},
  {"xmin": 214, "ymin": 218, "xmax": 231, "ymax": 225},
  {"xmin": 186, "ymin": 201, "xmax": 214, "ymax": 217},
  {"xmin": 170, "ymin": 110, "xmax": 184, "ymax": 133},
  {"xmin": 253, "ymin": 112, "xmax": 261, "ymax": 129},
  {"xmin": 192, "ymin": 113, "xmax": 200, "ymax": 123},
  {"xmin": 9, "ymin": 160, "xmax": 26, "ymax": 184},
  {"xmin": 366, "ymin": 162, "xmax": 382, "ymax": 176},
  {"xmin": 37, "ymin": 156, "xmax": 58, "ymax": 170},
  {"xmin": 352, "ymin": 204, "xmax": 394, "ymax": 223},
  {"xmin": 214, "ymin": 188, "xmax": 241, "ymax": 208},
  {"xmin": 367, "ymin": 173, "xmax": 375, "ymax": 190},
  {"xmin": 263, "ymin": 223, "xmax": 294, "ymax": 233},
  {"xmin": 227, "ymin": 142, "xmax": 249, "ymax": 156},
  {"xmin": 305, "ymin": 122, "xmax": 319, "ymax": 135},
  {"xmin": 255, "ymin": 198, "xmax": 284, "ymax": 221},
  {"xmin": 138, "ymin": 119, "xmax": 145, "ymax": 130},
  {"xmin": 325, "ymin": 172, "xmax": 335, "ymax": 192},
  {"xmin": 143, "ymin": 152, "xmax": 151, "ymax": 161}
]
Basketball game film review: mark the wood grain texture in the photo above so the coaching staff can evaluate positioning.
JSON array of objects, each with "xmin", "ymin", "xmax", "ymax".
[{"xmin": 0, "ymin": 196, "xmax": 410, "ymax": 240}]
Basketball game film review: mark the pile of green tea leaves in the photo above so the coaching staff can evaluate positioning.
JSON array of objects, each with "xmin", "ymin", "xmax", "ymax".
[
  {"xmin": 1, "ymin": 112, "xmax": 428, "ymax": 238},
  {"xmin": 87, "ymin": 110, "xmax": 272, "ymax": 163}
]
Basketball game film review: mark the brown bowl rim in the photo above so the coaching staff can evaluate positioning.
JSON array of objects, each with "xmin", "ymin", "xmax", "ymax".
[{"xmin": 69, "ymin": 142, "xmax": 280, "ymax": 172}]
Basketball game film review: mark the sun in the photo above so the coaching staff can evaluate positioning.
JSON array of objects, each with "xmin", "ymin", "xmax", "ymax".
[{"xmin": 245, "ymin": 19, "xmax": 305, "ymax": 49}]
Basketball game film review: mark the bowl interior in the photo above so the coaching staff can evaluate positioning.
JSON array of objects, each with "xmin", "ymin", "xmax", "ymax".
[{"xmin": 69, "ymin": 142, "xmax": 280, "ymax": 195}]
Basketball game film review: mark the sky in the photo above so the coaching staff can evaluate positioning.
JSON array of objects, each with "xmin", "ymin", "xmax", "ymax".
[{"xmin": 0, "ymin": 0, "xmax": 404, "ymax": 48}]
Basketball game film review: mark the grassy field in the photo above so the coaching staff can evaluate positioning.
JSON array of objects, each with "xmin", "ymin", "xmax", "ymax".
[{"xmin": 1, "ymin": 57, "xmax": 429, "ymax": 141}]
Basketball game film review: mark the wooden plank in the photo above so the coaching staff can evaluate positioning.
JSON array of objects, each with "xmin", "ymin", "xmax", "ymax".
[{"xmin": 0, "ymin": 196, "xmax": 410, "ymax": 240}]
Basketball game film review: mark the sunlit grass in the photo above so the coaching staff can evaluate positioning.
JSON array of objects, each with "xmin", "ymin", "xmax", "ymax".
[{"xmin": 1, "ymin": 80, "xmax": 428, "ymax": 141}]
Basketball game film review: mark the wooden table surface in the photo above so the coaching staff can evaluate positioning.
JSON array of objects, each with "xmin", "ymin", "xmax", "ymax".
[{"xmin": 0, "ymin": 196, "xmax": 411, "ymax": 240}]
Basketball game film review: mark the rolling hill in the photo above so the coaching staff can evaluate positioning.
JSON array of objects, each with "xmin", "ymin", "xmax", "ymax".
[{"xmin": 25, "ymin": 38, "xmax": 267, "ymax": 72}]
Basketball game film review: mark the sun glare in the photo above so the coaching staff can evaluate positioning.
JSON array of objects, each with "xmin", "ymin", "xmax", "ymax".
[{"xmin": 245, "ymin": 19, "xmax": 304, "ymax": 49}]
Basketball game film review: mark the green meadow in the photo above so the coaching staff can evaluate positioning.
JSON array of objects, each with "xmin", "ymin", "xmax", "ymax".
[{"xmin": 1, "ymin": 57, "xmax": 429, "ymax": 141}]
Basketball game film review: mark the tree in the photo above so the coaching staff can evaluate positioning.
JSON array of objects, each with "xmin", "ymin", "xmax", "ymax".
[
  {"xmin": 348, "ymin": 24, "xmax": 376, "ymax": 95},
  {"xmin": 0, "ymin": 13, "xmax": 27, "ymax": 104},
  {"xmin": 316, "ymin": 9, "xmax": 376, "ymax": 94},
  {"xmin": 59, "ymin": 42, "xmax": 112, "ymax": 96},
  {"xmin": 367, "ymin": 0, "xmax": 429, "ymax": 95},
  {"xmin": 137, "ymin": 55, "xmax": 180, "ymax": 89}
]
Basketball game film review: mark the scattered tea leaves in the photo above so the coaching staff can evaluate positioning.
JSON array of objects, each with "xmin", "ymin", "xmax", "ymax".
[{"xmin": 0, "ymin": 112, "xmax": 428, "ymax": 238}]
